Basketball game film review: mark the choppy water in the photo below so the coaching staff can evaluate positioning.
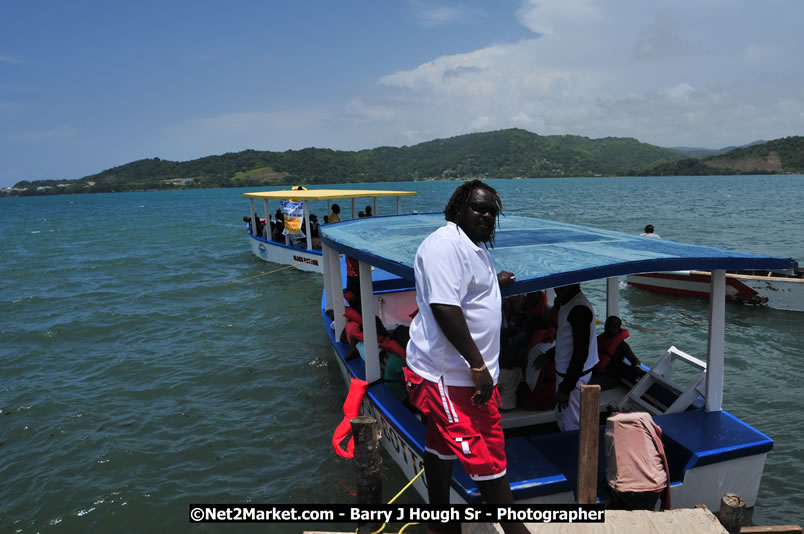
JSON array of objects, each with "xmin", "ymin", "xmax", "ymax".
[{"xmin": 2, "ymin": 175, "xmax": 802, "ymax": 532}]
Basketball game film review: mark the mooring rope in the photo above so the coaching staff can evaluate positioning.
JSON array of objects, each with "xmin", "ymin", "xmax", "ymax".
[
  {"xmin": 357, "ymin": 467, "xmax": 425, "ymax": 534},
  {"xmin": 226, "ymin": 261, "xmax": 307, "ymax": 285}
]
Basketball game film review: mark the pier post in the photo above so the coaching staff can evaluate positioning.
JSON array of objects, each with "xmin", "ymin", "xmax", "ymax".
[
  {"xmin": 719, "ymin": 493, "xmax": 745, "ymax": 534},
  {"xmin": 577, "ymin": 384, "xmax": 601, "ymax": 504},
  {"xmin": 351, "ymin": 415, "xmax": 382, "ymax": 533}
]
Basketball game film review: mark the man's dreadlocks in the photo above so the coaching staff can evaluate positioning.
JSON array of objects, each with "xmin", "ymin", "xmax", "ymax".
[{"xmin": 443, "ymin": 179, "xmax": 503, "ymax": 247}]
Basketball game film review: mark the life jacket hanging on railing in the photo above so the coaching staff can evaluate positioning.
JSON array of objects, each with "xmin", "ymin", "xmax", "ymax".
[
  {"xmin": 281, "ymin": 200, "xmax": 306, "ymax": 238},
  {"xmin": 332, "ymin": 378, "xmax": 369, "ymax": 458}
]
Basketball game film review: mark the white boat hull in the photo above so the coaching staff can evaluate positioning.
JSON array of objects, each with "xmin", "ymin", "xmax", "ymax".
[
  {"xmin": 248, "ymin": 234, "xmax": 323, "ymax": 273},
  {"xmin": 627, "ymin": 271, "xmax": 804, "ymax": 312}
]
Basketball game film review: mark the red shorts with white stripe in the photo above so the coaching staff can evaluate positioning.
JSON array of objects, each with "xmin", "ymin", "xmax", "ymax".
[{"xmin": 404, "ymin": 367, "xmax": 507, "ymax": 481}]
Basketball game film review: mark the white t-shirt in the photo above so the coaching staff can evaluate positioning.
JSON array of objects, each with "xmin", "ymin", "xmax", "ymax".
[
  {"xmin": 406, "ymin": 222, "xmax": 502, "ymax": 387},
  {"xmin": 554, "ymin": 292, "xmax": 599, "ymax": 375}
]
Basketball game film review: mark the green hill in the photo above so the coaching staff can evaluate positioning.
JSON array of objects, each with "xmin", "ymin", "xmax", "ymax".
[
  {"xmin": 642, "ymin": 136, "xmax": 804, "ymax": 176},
  {"xmin": 5, "ymin": 129, "xmax": 801, "ymax": 196}
]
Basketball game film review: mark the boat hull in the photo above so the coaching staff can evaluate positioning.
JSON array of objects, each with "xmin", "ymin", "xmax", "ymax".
[
  {"xmin": 323, "ymin": 290, "xmax": 770, "ymax": 510},
  {"xmin": 248, "ymin": 233, "xmax": 322, "ymax": 273},
  {"xmin": 627, "ymin": 271, "xmax": 804, "ymax": 312}
]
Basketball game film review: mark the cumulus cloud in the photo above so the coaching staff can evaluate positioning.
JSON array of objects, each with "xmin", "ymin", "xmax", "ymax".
[{"xmin": 360, "ymin": 0, "xmax": 803, "ymax": 148}]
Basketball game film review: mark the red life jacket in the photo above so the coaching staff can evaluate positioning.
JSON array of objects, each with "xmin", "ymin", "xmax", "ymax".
[
  {"xmin": 596, "ymin": 329, "xmax": 629, "ymax": 372},
  {"xmin": 519, "ymin": 327, "xmax": 557, "ymax": 411},
  {"xmin": 346, "ymin": 256, "xmax": 359, "ymax": 277}
]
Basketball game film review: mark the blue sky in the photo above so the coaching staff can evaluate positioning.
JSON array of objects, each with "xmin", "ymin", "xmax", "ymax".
[{"xmin": 2, "ymin": 0, "xmax": 802, "ymax": 188}]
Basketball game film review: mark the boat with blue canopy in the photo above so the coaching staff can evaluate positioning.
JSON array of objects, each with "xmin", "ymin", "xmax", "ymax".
[{"xmin": 319, "ymin": 212, "xmax": 796, "ymax": 509}]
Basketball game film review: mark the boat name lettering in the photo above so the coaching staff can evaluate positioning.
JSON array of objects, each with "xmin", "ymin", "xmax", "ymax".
[{"xmin": 292, "ymin": 255, "xmax": 319, "ymax": 266}]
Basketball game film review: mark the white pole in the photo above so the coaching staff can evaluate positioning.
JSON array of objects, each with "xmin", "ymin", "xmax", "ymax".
[
  {"xmin": 249, "ymin": 198, "xmax": 256, "ymax": 237},
  {"xmin": 397, "ymin": 196, "xmax": 401, "ymax": 215},
  {"xmin": 323, "ymin": 243, "xmax": 333, "ymax": 311},
  {"xmin": 705, "ymin": 270, "xmax": 726, "ymax": 412},
  {"xmin": 263, "ymin": 199, "xmax": 270, "ymax": 238},
  {"xmin": 352, "ymin": 198, "xmax": 357, "ymax": 219},
  {"xmin": 359, "ymin": 260, "xmax": 381, "ymax": 383},
  {"xmin": 327, "ymin": 200, "xmax": 331, "ymax": 220},
  {"xmin": 374, "ymin": 197, "xmax": 378, "ymax": 216},
  {"xmin": 304, "ymin": 200, "xmax": 312, "ymax": 250},
  {"xmin": 606, "ymin": 277, "xmax": 620, "ymax": 318},
  {"xmin": 328, "ymin": 246, "xmax": 345, "ymax": 341}
]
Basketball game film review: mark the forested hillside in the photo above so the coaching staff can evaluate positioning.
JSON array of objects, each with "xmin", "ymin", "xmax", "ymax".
[{"xmin": 4, "ymin": 129, "xmax": 801, "ymax": 196}]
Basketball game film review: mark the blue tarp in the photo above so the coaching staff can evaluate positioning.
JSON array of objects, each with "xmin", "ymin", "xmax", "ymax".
[{"xmin": 321, "ymin": 214, "xmax": 796, "ymax": 294}]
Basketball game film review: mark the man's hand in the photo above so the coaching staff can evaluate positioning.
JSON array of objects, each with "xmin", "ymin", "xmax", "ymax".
[
  {"xmin": 497, "ymin": 270, "xmax": 516, "ymax": 289},
  {"xmin": 470, "ymin": 367, "xmax": 494, "ymax": 406},
  {"xmin": 555, "ymin": 390, "xmax": 570, "ymax": 411}
]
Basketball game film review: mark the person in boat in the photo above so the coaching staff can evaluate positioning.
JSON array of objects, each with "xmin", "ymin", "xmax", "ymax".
[
  {"xmin": 365, "ymin": 205, "xmax": 373, "ymax": 217},
  {"xmin": 309, "ymin": 214, "xmax": 321, "ymax": 249},
  {"xmin": 328, "ymin": 203, "xmax": 341, "ymax": 223},
  {"xmin": 272, "ymin": 209, "xmax": 285, "ymax": 243},
  {"xmin": 243, "ymin": 213, "xmax": 266, "ymax": 237},
  {"xmin": 404, "ymin": 180, "xmax": 526, "ymax": 534},
  {"xmin": 591, "ymin": 316, "xmax": 645, "ymax": 390},
  {"xmin": 552, "ymin": 283, "xmax": 599, "ymax": 432},
  {"xmin": 640, "ymin": 224, "xmax": 661, "ymax": 238},
  {"xmin": 358, "ymin": 210, "xmax": 366, "ymax": 218}
]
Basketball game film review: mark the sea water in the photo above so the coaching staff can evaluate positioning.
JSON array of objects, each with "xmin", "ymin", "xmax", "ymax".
[{"xmin": 1, "ymin": 175, "xmax": 803, "ymax": 532}]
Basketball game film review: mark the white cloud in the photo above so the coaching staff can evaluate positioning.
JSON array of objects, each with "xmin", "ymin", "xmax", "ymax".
[
  {"xmin": 357, "ymin": 1, "xmax": 804, "ymax": 148},
  {"xmin": 0, "ymin": 54, "xmax": 26, "ymax": 65},
  {"xmin": 417, "ymin": 6, "xmax": 462, "ymax": 27},
  {"xmin": 9, "ymin": 125, "xmax": 76, "ymax": 142}
]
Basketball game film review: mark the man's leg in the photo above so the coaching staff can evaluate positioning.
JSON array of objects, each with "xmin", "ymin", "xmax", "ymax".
[
  {"xmin": 476, "ymin": 475, "xmax": 529, "ymax": 534},
  {"xmin": 423, "ymin": 451, "xmax": 453, "ymax": 505},
  {"xmin": 423, "ymin": 452, "xmax": 459, "ymax": 534}
]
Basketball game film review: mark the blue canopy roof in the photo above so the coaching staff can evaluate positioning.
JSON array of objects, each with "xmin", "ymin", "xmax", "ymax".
[{"xmin": 321, "ymin": 214, "xmax": 796, "ymax": 294}]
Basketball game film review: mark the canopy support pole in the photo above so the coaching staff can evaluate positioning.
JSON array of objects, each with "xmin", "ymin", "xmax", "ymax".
[
  {"xmin": 326, "ymin": 246, "xmax": 345, "ymax": 340},
  {"xmin": 606, "ymin": 277, "xmax": 620, "ymax": 318},
  {"xmin": 374, "ymin": 197, "xmax": 378, "ymax": 216},
  {"xmin": 359, "ymin": 260, "xmax": 381, "ymax": 383},
  {"xmin": 705, "ymin": 270, "xmax": 726, "ymax": 412},
  {"xmin": 249, "ymin": 198, "xmax": 256, "ymax": 237},
  {"xmin": 263, "ymin": 199, "xmax": 270, "ymax": 238},
  {"xmin": 397, "ymin": 196, "xmax": 401, "ymax": 215},
  {"xmin": 304, "ymin": 200, "xmax": 312, "ymax": 250},
  {"xmin": 352, "ymin": 199, "xmax": 357, "ymax": 219}
]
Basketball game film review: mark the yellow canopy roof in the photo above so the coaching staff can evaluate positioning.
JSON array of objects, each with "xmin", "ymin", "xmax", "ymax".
[{"xmin": 244, "ymin": 188, "xmax": 416, "ymax": 200}]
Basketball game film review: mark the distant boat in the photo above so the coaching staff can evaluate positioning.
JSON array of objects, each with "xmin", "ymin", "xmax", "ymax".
[
  {"xmin": 242, "ymin": 188, "xmax": 416, "ymax": 273},
  {"xmin": 627, "ymin": 267, "xmax": 802, "ymax": 312},
  {"xmin": 320, "ymin": 214, "xmax": 796, "ymax": 510}
]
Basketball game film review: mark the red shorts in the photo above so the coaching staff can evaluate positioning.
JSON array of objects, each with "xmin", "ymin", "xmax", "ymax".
[{"xmin": 404, "ymin": 367, "xmax": 507, "ymax": 481}]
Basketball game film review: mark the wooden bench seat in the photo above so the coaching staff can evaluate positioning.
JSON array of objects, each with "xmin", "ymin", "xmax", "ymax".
[{"xmin": 500, "ymin": 385, "xmax": 629, "ymax": 429}]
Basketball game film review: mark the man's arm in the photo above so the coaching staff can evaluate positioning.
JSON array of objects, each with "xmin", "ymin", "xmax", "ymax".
[{"xmin": 430, "ymin": 303, "xmax": 494, "ymax": 406}]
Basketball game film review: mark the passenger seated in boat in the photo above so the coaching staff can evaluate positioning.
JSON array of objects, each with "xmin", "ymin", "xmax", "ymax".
[
  {"xmin": 591, "ymin": 316, "xmax": 645, "ymax": 390},
  {"xmin": 243, "ymin": 213, "xmax": 266, "ymax": 237},
  {"xmin": 498, "ymin": 291, "xmax": 559, "ymax": 411},
  {"xmin": 272, "ymin": 210, "xmax": 285, "ymax": 243},
  {"xmin": 365, "ymin": 205, "xmax": 373, "ymax": 217},
  {"xmin": 309, "ymin": 214, "xmax": 321, "ymax": 249},
  {"xmin": 381, "ymin": 325, "xmax": 409, "ymax": 403},
  {"xmin": 519, "ymin": 292, "xmax": 558, "ymax": 411},
  {"xmin": 328, "ymin": 204, "xmax": 341, "ymax": 223}
]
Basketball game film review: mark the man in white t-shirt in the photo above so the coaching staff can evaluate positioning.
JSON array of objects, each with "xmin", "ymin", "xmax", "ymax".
[{"xmin": 405, "ymin": 180, "xmax": 526, "ymax": 534}]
